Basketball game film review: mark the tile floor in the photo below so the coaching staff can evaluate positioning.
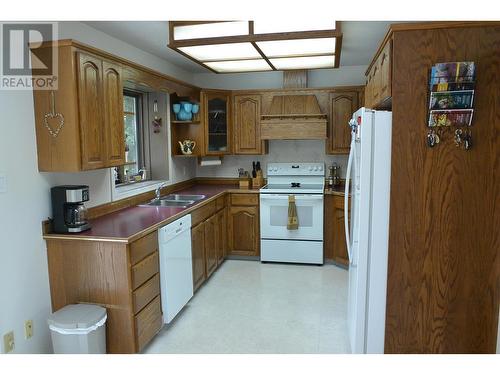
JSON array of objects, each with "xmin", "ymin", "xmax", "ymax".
[{"xmin": 143, "ymin": 259, "xmax": 350, "ymax": 354}]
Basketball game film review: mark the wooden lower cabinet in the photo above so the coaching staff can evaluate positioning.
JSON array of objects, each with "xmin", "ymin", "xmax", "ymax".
[
  {"xmin": 45, "ymin": 230, "xmax": 162, "ymax": 353},
  {"xmin": 191, "ymin": 222, "xmax": 206, "ymax": 291},
  {"xmin": 324, "ymin": 194, "xmax": 350, "ymax": 266},
  {"xmin": 228, "ymin": 195, "xmax": 260, "ymax": 256},
  {"xmin": 216, "ymin": 208, "xmax": 227, "ymax": 264},
  {"xmin": 190, "ymin": 201, "xmax": 227, "ymax": 292},
  {"xmin": 204, "ymin": 215, "xmax": 218, "ymax": 278}
]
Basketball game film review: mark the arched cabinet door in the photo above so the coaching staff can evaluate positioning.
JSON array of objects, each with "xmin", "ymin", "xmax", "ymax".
[
  {"xmin": 327, "ymin": 91, "xmax": 359, "ymax": 154},
  {"xmin": 234, "ymin": 94, "xmax": 266, "ymax": 155},
  {"xmin": 228, "ymin": 206, "xmax": 259, "ymax": 256},
  {"xmin": 77, "ymin": 52, "xmax": 106, "ymax": 169},
  {"xmin": 103, "ymin": 61, "xmax": 125, "ymax": 166}
]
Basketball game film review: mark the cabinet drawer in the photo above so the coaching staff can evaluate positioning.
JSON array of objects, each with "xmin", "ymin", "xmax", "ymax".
[
  {"xmin": 191, "ymin": 201, "xmax": 216, "ymax": 227},
  {"xmin": 215, "ymin": 195, "xmax": 226, "ymax": 211},
  {"xmin": 231, "ymin": 193, "xmax": 258, "ymax": 206},
  {"xmin": 130, "ymin": 231, "xmax": 158, "ymax": 265},
  {"xmin": 133, "ymin": 273, "xmax": 160, "ymax": 314},
  {"xmin": 135, "ymin": 295, "xmax": 162, "ymax": 351},
  {"xmin": 131, "ymin": 252, "xmax": 159, "ymax": 290}
]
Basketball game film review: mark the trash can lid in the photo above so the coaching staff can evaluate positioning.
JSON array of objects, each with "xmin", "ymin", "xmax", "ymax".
[{"xmin": 48, "ymin": 304, "xmax": 107, "ymax": 330}]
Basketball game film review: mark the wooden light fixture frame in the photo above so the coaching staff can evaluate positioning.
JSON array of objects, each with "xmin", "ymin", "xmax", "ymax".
[{"xmin": 168, "ymin": 21, "xmax": 342, "ymax": 73}]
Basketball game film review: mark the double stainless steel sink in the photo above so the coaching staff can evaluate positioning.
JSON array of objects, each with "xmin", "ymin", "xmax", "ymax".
[{"xmin": 142, "ymin": 194, "xmax": 206, "ymax": 208}]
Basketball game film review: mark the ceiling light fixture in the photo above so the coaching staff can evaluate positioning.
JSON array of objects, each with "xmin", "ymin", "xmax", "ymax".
[{"xmin": 168, "ymin": 21, "xmax": 342, "ymax": 73}]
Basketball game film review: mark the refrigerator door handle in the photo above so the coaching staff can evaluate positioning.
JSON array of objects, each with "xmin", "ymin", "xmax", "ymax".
[{"xmin": 344, "ymin": 137, "xmax": 355, "ymax": 264}]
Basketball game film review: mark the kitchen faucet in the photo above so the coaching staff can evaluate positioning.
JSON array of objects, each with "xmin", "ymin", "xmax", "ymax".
[{"xmin": 155, "ymin": 182, "xmax": 169, "ymax": 200}]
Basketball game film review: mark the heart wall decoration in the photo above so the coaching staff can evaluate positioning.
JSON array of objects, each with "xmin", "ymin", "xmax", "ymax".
[{"xmin": 44, "ymin": 91, "xmax": 65, "ymax": 138}]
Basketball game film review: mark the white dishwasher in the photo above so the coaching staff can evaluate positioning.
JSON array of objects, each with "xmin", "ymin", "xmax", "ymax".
[{"xmin": 158, "ymin": 214, "xmax": 193, "ymax": 324}]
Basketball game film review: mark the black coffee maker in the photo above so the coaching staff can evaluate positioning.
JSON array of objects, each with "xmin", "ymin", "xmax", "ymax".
[{"xmin": 51, "ymin": 185, "xmax": 91, "ymax": 233}]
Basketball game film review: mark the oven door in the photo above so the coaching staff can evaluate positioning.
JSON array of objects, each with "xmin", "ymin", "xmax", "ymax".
[{"xmin": 260, "ymin": 194, "xmax": 324, "ymax": 241}]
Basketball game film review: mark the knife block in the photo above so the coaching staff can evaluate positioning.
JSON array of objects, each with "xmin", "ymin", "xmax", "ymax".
[{"xmin": 251, "ymin": 170, "xmax": 264, "ymax": 189}]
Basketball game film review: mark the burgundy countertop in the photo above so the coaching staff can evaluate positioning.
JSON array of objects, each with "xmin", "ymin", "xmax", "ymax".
[
  {"xmin": 44, "ymin": 183, "xmax": 343, "ymax": 243},
  {"xmin": 44, "ymin": 184, "xmax": 256, "ymax": 243}
]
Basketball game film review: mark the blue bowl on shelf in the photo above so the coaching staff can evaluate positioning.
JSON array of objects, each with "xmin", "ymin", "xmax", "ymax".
[
  {"xmin": 177, "ymin": 107, "xmax": 192, "ymax": 121},
  {"xmin": 181, "ymin": 101, "xmax": 193, "ymax": 113},
  {"xmin": 192, "ymin": 103, "xmax": 200, "ymax": 114}
]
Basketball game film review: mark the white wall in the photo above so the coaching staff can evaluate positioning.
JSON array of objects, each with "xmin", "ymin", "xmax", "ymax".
[
  {"xmin": 39, "ymin": 22, "xmax": 198, "ymax": 209},
  {"xmin": 192, "ymin": 65, "xmax": 367, "ymax": 90},
  {"xmin": 0, "ymin": 21, "xmax": 363, "ymax": 354},
  {"xmin": 194, "ymin": 66, "xmax": 366, "ymax": 180},
  {"xmin": 196, "ymin": 140, "xmax": 348, "ymax": 179},
  {"xmin": 58, "ymin": 22, "xmax": 194, "ymax": 84},
  {"xmin": 0, "ymin": 21, "xmax": 197, "ymax": 354},
  {"xmin": 0, "ymin": 89, "xmax": 53, "ymax": 354}
]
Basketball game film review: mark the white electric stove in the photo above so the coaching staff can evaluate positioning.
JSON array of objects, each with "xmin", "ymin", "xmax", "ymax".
[{"xmin": 259, "ymin": 162, "xmax": 325, "ymax": 265}]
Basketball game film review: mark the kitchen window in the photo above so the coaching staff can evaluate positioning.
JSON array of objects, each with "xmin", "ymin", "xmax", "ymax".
[
  {"xmin": 111, "ymin": 90, "xmax": 171, "ymax": 201},
  {"xmin": 115, "ymin": 91, "xmax": 148, "ymax": 186}
]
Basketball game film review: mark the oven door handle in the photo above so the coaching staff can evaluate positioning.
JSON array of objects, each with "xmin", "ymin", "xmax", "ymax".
[{"xmin": 260, "ymin": 194, "xmax": 323, "ymax": 201}]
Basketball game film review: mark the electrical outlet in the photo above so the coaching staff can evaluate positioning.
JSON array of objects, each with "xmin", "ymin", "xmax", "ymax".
[
  {"xmin": 0, "ymin": 173, "xmax": 6, "ymax": 193},
  {"xmin": 3, "ymin": 331, "xmax": 14, "ymax": 353},
  {"xmin": 25, "ymin": 320, "xmax": 33, "ymax": 339}
]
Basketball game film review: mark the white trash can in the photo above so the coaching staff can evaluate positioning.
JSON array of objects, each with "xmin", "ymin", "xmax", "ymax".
[{"xmin": 48, "ymin": 303, "xmax": 107, "ymax": 354}]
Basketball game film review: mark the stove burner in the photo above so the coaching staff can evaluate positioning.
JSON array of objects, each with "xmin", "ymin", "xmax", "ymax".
[{"xmin": 291, "ymin": 182, "xmax": 301, "ymax": 188}]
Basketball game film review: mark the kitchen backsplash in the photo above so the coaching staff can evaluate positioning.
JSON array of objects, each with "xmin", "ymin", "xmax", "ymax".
[{"xmin": 196, "ymin": 140, "xmax": 348, "ymax": 179}]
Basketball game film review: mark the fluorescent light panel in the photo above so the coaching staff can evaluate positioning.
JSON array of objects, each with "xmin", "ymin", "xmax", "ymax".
[
  {"xmin": 253, "ymin": 20, "xmax": 336, "ymax": 34},
  {"xmin": 256, "ymin": 38, "xmax": 335, "ymax": 58},
  {"xmin": 179, "ymin": 43, "xmax": 260, "ymax": 62},
  {"xmin": 173, "ymin": 21, "xmax": 249, "ymax": 40},
  {"xmin": 270, "ymin": 55, "xmax": 335, "ymax": 70},
  {"xmin": 205, "ymin": 59, "xmax": 272, "ymax": 73}
]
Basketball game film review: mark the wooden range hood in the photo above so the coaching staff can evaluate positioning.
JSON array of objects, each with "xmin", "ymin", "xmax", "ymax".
[{"xmin": 261, "ymin": 94, "xmax": 328, "ymax": 140}]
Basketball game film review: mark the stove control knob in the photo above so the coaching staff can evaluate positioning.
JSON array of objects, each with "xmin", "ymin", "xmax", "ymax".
[
  {"xmin": 308, "ymin": 166, "xmax": 313, "ymax": 171},
  {"xmin": 318, "ymin": 166, "xmax": 323, "ymax": 171}
]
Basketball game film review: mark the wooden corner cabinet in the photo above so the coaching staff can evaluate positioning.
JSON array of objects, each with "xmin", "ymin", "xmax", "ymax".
[
  {"xmin": 233, "ymin": 94, "xmax": 268, "ymax": 155},
  {"xmin": 227, "ymin": 193, "xmax": 260, "ymax": 256},
  {"xmin": 45, "ymin": 230, "xmax": 163, "ymax": 353},
  {"xmin": 32, "ymin": 44, "xmax": 125, "ymax": 171},
  {"xmin": 327, "ymin": 90, "xmax": 359, "ymax": 154},
  {"xmin": 324, "ymin": 194, "xmax": 350, "ymax": 266},
  {"xmin": 190, "ymin": 196, "xmax": 227, "ymax": 292},
  {"xmin": 202, "ymin": 90, "xmax": 232, "ymax": 155}
]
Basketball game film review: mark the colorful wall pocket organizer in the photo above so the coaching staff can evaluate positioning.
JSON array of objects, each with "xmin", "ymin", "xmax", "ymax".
[{"xmin": 427, "ymin": 61, "xmax": 475, "ymax": 150}]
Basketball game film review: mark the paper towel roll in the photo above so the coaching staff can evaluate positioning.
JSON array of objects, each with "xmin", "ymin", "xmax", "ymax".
[{"xmin": 199, "ymin": 159, "xmax": 222, "ymax": 167}]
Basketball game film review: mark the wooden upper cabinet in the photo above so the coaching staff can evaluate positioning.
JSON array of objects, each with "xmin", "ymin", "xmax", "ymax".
[
  {"xmin": 202, "ymin": 90, "xmax": 232, "ymax": 155},
  {"xmin": 102, "ymin": 61, "xmax": 125, "ymax": 166},
  {"xmin": 365, "ymin": 39, "xmax": 392, "ymax": 108},
  {"xmin": 233, "ymin": 94, "xmax": 267, "ymax": 155},
  {"xmin": 378, "ymin": 40, "xmax": 392, "ymax": 102},
  {"xmin": 32, "ymin": 43, "xmax": 127, "ymax": 172},
  {"xmin": 327, "ymin": 91, "xmax": 359, "ymax": 154},
  {"xmin": 77, "ymin": 52, "xmax": 106, "ymax": 170}
]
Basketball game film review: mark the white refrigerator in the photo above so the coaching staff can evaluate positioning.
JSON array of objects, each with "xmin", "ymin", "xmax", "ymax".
[{"xmin": 344, "ymin": 107, "xmax": 392, "ymax": 354}]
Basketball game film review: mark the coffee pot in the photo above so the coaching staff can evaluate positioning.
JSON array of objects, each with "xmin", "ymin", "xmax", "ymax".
[{"xmin": 179, "ymin": 140, "xmax": 196, "ymax": 155}]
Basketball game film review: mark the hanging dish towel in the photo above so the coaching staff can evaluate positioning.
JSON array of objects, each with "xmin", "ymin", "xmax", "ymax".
[{"xmin": 287, "ymin": 195, "xmax": 299, "ymax": 230}]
